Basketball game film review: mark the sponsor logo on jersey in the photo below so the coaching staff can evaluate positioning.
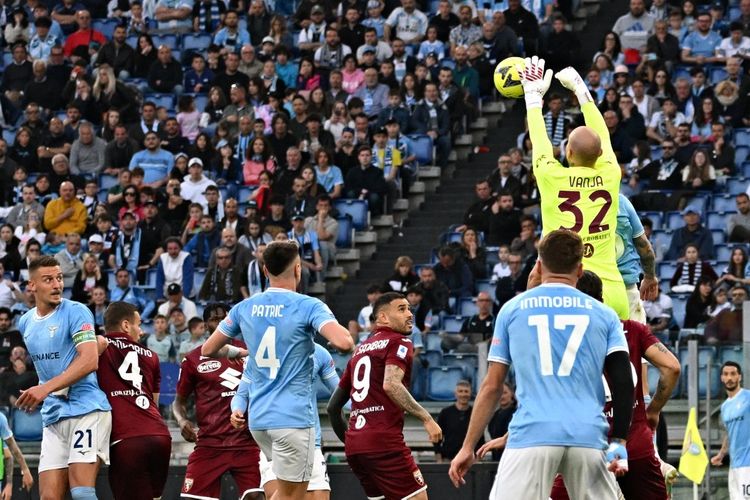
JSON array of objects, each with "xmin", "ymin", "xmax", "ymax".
[
  {"xmin": 48, "ymin": 325, "xmax": 58, "ymax": 337},
  {"xmin": 413, "ymin": 470, "xmax": 425, "ymax": 486},
  {"xmin": 183, "ymin": 478, "xmax": 193, "ymax": 492},
  {"xmin": 197, "ymin": 360, "xmax": 222, "ymax": 373},
  {"xmin": 397, "ymin": 345, "xmax": 408, "ymax": 359},
  {"xmin": 32, "ymin": 351, "xmax": 61, "ymax": 361},
  {"xmin": 219, "ymin": 367, "xmax": 242, "ymax": 390},
  {"xmin": 354, "ymin": 414, "xmax": 366, "ymax": 429}
]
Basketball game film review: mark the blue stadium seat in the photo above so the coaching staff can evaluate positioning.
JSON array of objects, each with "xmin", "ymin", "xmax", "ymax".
[
  {"xmin": 665, "ymin": 211, "xmax": 682, "ymax": 229},
  {"xmin": 736, "ymin": 146, "xmax": 750, "ymax": 169},
  {"xmin": 440, "ymin": 59, "xmax": 456, "ymax": 70},
  {"xmin": 182, "ymin": 33, "xmax": 212, "ymax": 52},
  {"xmin": 2, "ymin": 128, "xmax": 16, "ymax": 145},
  {"xmin": 652, "ymin": 230, "xmax": 672, "ymax": 251},
  {"xmin": 658, "ymin": 261, "xmax": 674, "ymax": 281},
  {"xmin": 191, "ymin": 93, "xmax": 209, "ymax": 113},
  {"xmin": 141, "ymin": 268, "xmax": 157, "ymax": 289},
  {"xmin": 711, "ymin": 229, "xmax": 726, "ymax": 245},
  {"xmin": 424, "ymin": 333, "xmax": 442, "ymax": 351},
  {"xmin": 476, "ymin": 280, "xmax": 496, "ymax": 301},
  {"xmin": 159, "ymin": 362, "xmax": 180, "ymax": 406},
  {"xmin": 336, "ymin": 216, "xmax": 354, "ymax": 248},
  {"xmin": 3, "ymin": 52, "xmax": 13, "ymax": 67},
  {"xmin": 409, "ymin": 134, "xmax": 434, "ymax": 165},
  {"xmin": 679, "ymin": 346, "xmax": 717, "ymax": 367},
  {"xmin": 92, "ymin": 19, "xmax": 118, "ymax": 39},
  {"xmin": 672, "ymin": 65, "xmax": 691, "ymax": 82},
  {"xmin": 671, "ymin": 295, "xmax": 688, "ymax": 327},
  {"xmin": 712, "ymin": 194, "xmax": 737, "ymax": 213},
  {"xmin": 193, "ymin": 268, "xmax": 206, "ymax": 294},
  {"xmin": 237, "ymin": 186, "xmax": 255, "ymax": 203},
  {"xmin": 333, "ymin": 199, "xmax": 369, "ymax": 231},
  {"xmin": 97, "ymin": 189, "xmax": 108, "ymax": 203},
  {"xmin": 145, "ymin": 93, "xmax": 175, "ymax": 111},
  {"xmin": 442, "ymin": 231, "xmax": 463, "ymax": 244},
  {"xmin": 734, "ymin": 128, "xmax": 750, "ymax": 147},
  {"xmin": 727, "ymin": 177, "xmax": 747, "ymax": 195},
  {"xmin": 719, "ymin": 345, "xmax": 743, "ymax": 365},
  {"xmin": 640, "ymin": 211, "xmax": 662, "ymax": 230},
  {"xmin": 458, "ymin": 298, "xmax": 478, "ymax": 317},
  {"xmin": 99, "ymin": 174, "xmax": 118, "ymax": 190},
  {"xmin": 443, "ymin": 353, "xmax": 478, "ymax": 380},
  {"xmin": 423, "ymin": 350, "xmax": 443, "ymax": 368},
  {"xmin": 742, "ymin": 162, "xmax": 750, "ymax": 178},
  {"xmin": 650, "ymin": 145, "xmax": 663, "ymax": 161},
  {"xmin": 331, "ymin": 351, "xmax": 350, "ymax": 375},
  {"xmin": 426, "ymin": 367, "xmax": 464, "ymax": 401},
  {"xmin": 126, "ymin": 35, "xmax": 138, "ymax": 49},
  {"xmin": 11, "ymin": 410, "xmax": 43, "ymax": 441},
  {"xmin": 710, "ymin": 67, "xmax": 728, "ymax": 85},
  {"xmin": 696, "ymin": 364, "xmax": 721, "ymax": 398},
  {"xmin": 441, "ymin": 315, "xmax": 464, "ymax": 333},
  {"xmin": 707, "ymin": 211, "xmax": 734, "ymax": 230},
  {"xmin": 716, "ymin": 244, "xmax": 732, "ymax": 262},
  {"xmin": 152, "ymin": 34, "xmax": 179, "ymax": 50}
]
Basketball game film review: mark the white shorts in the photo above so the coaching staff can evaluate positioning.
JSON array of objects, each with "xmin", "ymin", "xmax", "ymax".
[
  {"xmin": 39, "ymin": 411, "xmax": 112, "ymax": 473},
  {"xmin": 251, "ymin": 427, "xmax": 315, "ymax": 483},
  {"xmin": 490, "ymin": 446, "xmax": 619, "ymax": 500},
  {"xmin": 626, "ymin": 284, "xmax": 647, "ymax": 324},
  {"xmin": 729, "ymin": 466, "xmax": 750, "ymax": 500},
  {"xmin": 259, "ymin": 448, "xmax": 330, "ymax": 491}
]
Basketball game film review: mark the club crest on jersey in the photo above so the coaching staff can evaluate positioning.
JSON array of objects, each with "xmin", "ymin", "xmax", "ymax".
[
  {"xmin": 198, "ymin": 360, "xmax": 222, "ymax": 373},
  {"xmin": 397, "ymin": 345, "xmax": 408, "ymax": 359},
  {"xmin": 413, "ymin": 470, "xmax": 425, "ymax": 487},
  {"xmin": 47, "ymin": 325, "xmax": 58, "ymax": 337},
  {"xmin": 80, "ymin": 323, "xmax": 94, "ymax": 332},
  {"xmin": 183, "ymin": 478, "xmax": 193, "ymax": 492}
]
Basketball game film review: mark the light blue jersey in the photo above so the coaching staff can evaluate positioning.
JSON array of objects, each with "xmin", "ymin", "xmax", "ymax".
[
  {"xmin": 720, "ymin": 388, "xmax": 750, "ymax": 469},
  {"xmin": 231, "ymin": 343, "xmax": 339, "ymax": 447},
  {"xmin": 18, "ymin": 300, "xmax": 111, "ymax": 426},
  {"xmin": 615, "ymin": 194, "xmax": 646, "ymax": 286},
  {"xmin": 0, "ymin": 412, "xmax": 11, "ymax": 442},
  {"xmin": 219, "ymin": 288, "xmax": 336, "ymax": 431},
  {"xmin": 489, "ymin": 283, "xmax": 628, "ymax": 450}
]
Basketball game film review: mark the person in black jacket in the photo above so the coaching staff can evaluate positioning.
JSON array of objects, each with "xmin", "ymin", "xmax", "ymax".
[
  {"xmin": 410, "ymin": 82, "xmax": 451, "ymax": 167},
  {"xmin": 95, "ymin": 24, "xmax": 135, "ymax": 78},
  {"xmin": 486, "ymin": 191, "xmax": 522, "ymax": 247},
  {"xmin": 630, "ymin": 138, "xmax": 686, "ymax": 211},
  {"xmin": 503, "ymin": 0, "xmax": 540, "ymax": 56},
  {"xmin": 147, "ymin": 45, "xmax": 184, "ymax": 94},
  {"xmin": 344, "ymin": 145, "xmax": 388, "ymax": 216}
]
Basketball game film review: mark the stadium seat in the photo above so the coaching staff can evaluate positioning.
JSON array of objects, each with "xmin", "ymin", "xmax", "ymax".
[
  {"xmin": 715, "ymin": 244, "xmax": 732, "ymax": 262},
  {"xmin": 159, "ymin": 362, "xmax": 180, "ymax": 406},
  {"xmin": 679, "ymin": 346, "xmax": 717, "ymax": 367},
  {"xmin": 742, "ymin": 162, "xmax": 750, "ymax": 179},
  {"xmin": 734, "ymin": 128, "xmax": 750, "ymax": 147},
  {"xmin": 658, "ymin": 262, "xmax": 674, "ymax": 281},
  {"xmin": 640, "ymin": 211, "xmax": 662, "ymax": 230},
  {"xmin": 182, "ymin": 33, "xmax": 212, "ymax": 52},
  {"xmin": 696, "ymin": 364, "xmax": 721, "ymax": 398},
  {"xmin": 409, "ymin": 134, "xmax": 434, "ymax": 165},
  {"xmin": 710, "ymin": 67, "xmax": 728, "ymax": 85},
  {"xmin": 441, "ymin": 231, "xmax": 463, "ymax": 244},
  {"xmin": 707, "ymin": 211, "xmax": 734, "ymax": 230},
  {"xmin": 2, "ymin": 52, "xmax": 12, "ymax": 67},
  {"xmin": 92, "ymin": 19, "xmax": 118, "ymax": 39},
  {"xmin": 152, "ymin": 34, "xmax": 179, "ymax": 50},
  {"xmin": 335, "ymin": 216, "xmax": 354, "ymax": 248},
  {"xmin": 11, "ymin": 410, "xmax": 43, "ymax": 441},
  {"xmin": 427, "ymin": 367, "xmax": 465, "ymax": 400},
  {"xmin": 711, "ymin": 195, "xmax": 737, "ymax": 213},
  {"xmin": 665, "ymin": 211, "xmax": 682, "ymax": 229},
  {"xmin": 440, "ymin": 59, "xmax": 456, "ymax": 70},
  {"xmin": 193, "ymin": 268, "xmax": 206, "ymax": 294},
  {"xmin": 191, "ymin": 93, "xmax": 209, "ymax": 113},
  {"xmin": 424, "ymin": 333, "xmax": 442, "ymax": 351},
  {"xmin": 99, "ymin": 174, "xmax": 118, "ymax": 190},
  {"xmin": 2, "ymin": 128, "xmax": 16, "ymax": 145},
  {"xmin": 672, "ymin": 65, "xmax": 691, "ymax": 82},
  {"xmin": 735, "ymin": 147, "xmax": 750, "ymax": 169},
  {"xmin": 237, "ymin": 186, "xmax": 255, "ymax": 203},
  {"xmin": 476, "ymin": 280, "xmax": 496, "ymax": 302},
  {"xmin": 441, "ymin": 315, "xmax": 464, "ymax": 333},
  {"xmin": 727, "ymin": 177, "xmax": 747, "ymax": 195},
  {"xmin": 650, "ymin": 145, "xmax": 663, "ymax": 161},
  {"xmin": 145, "ymin": 93, "xmax": 175, "ymax": 111},
  {"xmin": 711, "ymin": 229, "xmax": 726, "ymax": 245},
  {"xmin": 422, "ymin": 350, "xmax": 443, "ymax": 368},
  {"xmin": 331, "ymin": 351, "xmax": 350, "ymax": 375},
  {"xmin": 458, "ymin": 298, "xmax": 478, "ymax": 317},
  {"xmin": 651, "ymin": 230, "xmax": 672, "ymax": 251},
  {"xmin": 719, "ymin": 345, "xmax": 743, "ymax": 365},
  {"xmin": 671, "ymin": 295, "xmax": 687, "ymax": 327},
  {"xmin": 333, "ymin": 199, "xmax": 369, "ymax": 231},
  {"xmin": 443, "ymin": 353, "xmax": 478, "ymax": 380}
]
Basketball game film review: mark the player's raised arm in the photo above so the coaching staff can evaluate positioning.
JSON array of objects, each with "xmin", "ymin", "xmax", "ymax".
[
  {"xmin": 642, "ymin": 342, "xmax": 681, "ymax": 429},
  {"xmin": 201, "ymin": 305, "xmax": 249, "ymax": 359},
  {"xmin": 517, "ymin": 56, "xmax": 554, "ymax": 167},
  {"xmin": 319, "ymin": 321, "xmax": 355, "ymax": 353},
  {"xmin": 555, "ymin": 67, "xmax": 617, "ymax": 166}
]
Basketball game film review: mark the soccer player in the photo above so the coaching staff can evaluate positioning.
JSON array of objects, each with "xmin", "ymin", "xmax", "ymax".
[
  {"xmin": 0, "ymin": 411, "xmax": 34, "ymax": 494},
  {"xmin": 615, "ymin": 194, "xmax": 658, "ymax": 322},
  {"xmin": 519, "ymin": 56, "xmax": 629, "ymax": 319},
  {"xmin": 231, "ymin": 342, "xmax": 340, "ymax": 499},
  {"xmin": 449, "ymin": 230, "xmax": 633, "ymax": 499},
  {"xmin": 201, "ymin": 241, "xmax": 354, "ymax": 500},
  {"xmin": 327, "ymin": 292, "xmax": 443, "ymax": 500},
  {"xmin": 16, "ymin": 255, "xmax": 111, "ymax": 500},
  {"xmin": 95, "ymin": 302, "xmax": 172, "ymax": 500},
  {"xmin": 2, "ymin": 444, "xmax": 11, "ymax": 500},
  {"xmin": 172, "ymin": 303, "xmax": 263, "ymax": 500},
  {"xmin": 711, "ymin": 361, "xmax": 750, "ymax": 500}
]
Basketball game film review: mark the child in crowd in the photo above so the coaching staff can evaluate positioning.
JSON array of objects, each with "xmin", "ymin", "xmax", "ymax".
[
  {"xmin": 146, "ymin": 314, "xmax": 174, "ymax": 363},
  {"xmin": 490, "ymin": 245, "xmax": 511, "ymax": 283},
  {"xmin": 178, "ymin": 317, "xmax": 206, "ymax": 359},
  {"xmin": 177, "ymin": 95, "xmax": 201, "ymax": 142}
]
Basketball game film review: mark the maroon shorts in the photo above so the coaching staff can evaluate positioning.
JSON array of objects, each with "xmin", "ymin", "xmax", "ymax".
[
  {"xmin": 347, "ymin": 448, "xmax": 427, "ymax": 500},
  {"xmin": 617, "ymin": 454, "xmax": 667, "ymax": 500},
  {"xmin": 550, "ymin": 474, "xmax": 570, "ymax": 500},
  {"xmin": 109, "ymin": 435, "xmax": 172, "ymax": 500},
  {"xmin": 181, "ymin": 445, "xmax": 261, "ymax": 499}
]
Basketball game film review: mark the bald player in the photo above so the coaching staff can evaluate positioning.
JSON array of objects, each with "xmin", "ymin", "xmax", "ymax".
[{"xmin": 518, "ymin": 56, "xmax": 629, "ymax": 320}]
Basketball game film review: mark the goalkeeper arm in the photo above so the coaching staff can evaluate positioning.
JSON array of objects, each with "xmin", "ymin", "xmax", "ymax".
[{"xmin": 518, "ymin": 56, "xmax": 555, "ymax": 170}]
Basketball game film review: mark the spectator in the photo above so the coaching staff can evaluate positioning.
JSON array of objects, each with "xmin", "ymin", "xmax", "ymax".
[
  {"xmin": 681, "ymin": 12, "xmax": 723, "ymax": 65},
  {"xmin": 705, "ymin": 285, "xmax": 747, "ymax": 345},
  {"xmin": 3, "ymin": 351, "xmax": 38, "ymax": 406},
  {"xmin": 348, "ymin": 283, "xmax": 384, "ymax": 343},
  {"xmin": 670, "ymin": 243, "xmax": 718, "ymax": 293},
  {"xmin": 128, "ymin": 132, "xmax": 174, "ymax": 188},
  {"xmin": 63, "ymin": 10, "xmax": 106, "ymax": 59},
  {"xmin": 0, "ymin": 262, "xmax": 23, "ymax": 309},
  {"xmin": 643, "ymin": 19, "xmax": 680, "ymax": 74},
  {"xmin": 460, "ymin": 228, "xmax": 487, "ymax": 280},
  {"xmin": 95, "ymin": 25, "xmax": 134, "ymax": 79},
  {"xmin": 717, "ymin": 247, "xmax": 750, "ymax": 288},
  {"xmin": 1, "ymin": 43, "xmax": 33, "ymax": 107},
  {"xmin": 539, "ymin": 15, "xmax": 579, "ymax": 72},
  {"xmin": 154, "ymin": 0, "xmax": 193, "ymax": 33},
  {"xmin": 353, "ymin": 67, "xmax": 390, "ymax": 119},
  {"xmin": 178, "ymin": 317, "xmax": 206, "ymax": 359},
  {"xmin": 486, "ymin": 191, "xmax": 522, "ymax": 247},
  {"xmin": 486, "ymin": 382, "xmax": 517, "ymax": 461},
  {"xmin": 646, "ymin": 97, "xmax": 686, "ymax": 145},
  {"xmin": 198, "ymin": 245, "xmax": 248, "ymax": 302},
  {"xmin": 184, "ymin": 214, "xmax": 221, "ymax": 267},
  {"xmin": 433, "ymin": 245, "xmax": 473, "ymax": 299},
  {"xmin": 43, "ymin": 181, "xmax": 87, "ymax": 236},
  {"xmin": 665, "ymin": 207, "xmax": 715, "ymax": 261},
  {"xmin": 155, "ymin": 237, "xmax": 194, "ymax": 300},
  {"xmin": 288, "ymin": 214, "xmax": 324, "ymax": 292},
  {"xmin": 344, "ymin": 145, "xmax": 388, "ymax": 216},
  {"xmin": 434, "ymin": 380, "xmax": 483, "ymax": 462},
  {"xmin": 53, "ymin": 232, "xmax": 84, "ymax": 287},
  {"xmin": 729, "ymin": 194, "xmax": 750, "ymax": 243},
  {"xmin": 70, "ymin": 252, "xmax": 108, "ymax": 304},
  {"xmin": 304, "ymin": 195, "xmax": 338, "ymax": 274},
  {"xmin": 213, "ymin": 10, "xmax": 251, "ymax": 53},
  {"xmin": 110, "ymin": 267, "xmax": 155, "ymax": 318},
  {"xmin": 148, "ymin": 45, "xmax": 184, "ymax": 94},
  {"xmin": 69, "ymin": 122, "xmax": 106, "ymax": 177},
  {"xmin": 612, "ymin": 0, "xmax": 655, "ymax": 52},
  {"xmin": 494, "ymin": 250, "xmax": 524, "ymax": 309},
  {"xmin": 6, "ymin": 184, "xmax": 45, "ymax": 230},
  {"xmin": 109, "ymin": 211, "xmax": 142, "ymax": 276},
  {"xmin": 682, "ymin": 149, "xmax": 716, "ymax": 191},
  {"xmin": 442, "ymin": 291, "xmax": 494, "ymax": 352},
  {"xmin": 29, "ymin": 18, "xmax": 59, "ymax": 62},
  {"xmin": 411, "ymin": 82, "xmax": 451, "ymax": 167},
  {"xmin": 684, "ymin": 276, "xmax": 716, "ymax": 328},
  {"xmin": 449, "ymin": 5, "xmax": 481, "ymax": 49},
  {"xmin": 158, "ymin": 283, "xmax": 198, "ymax": 320},
  {"xmin": 385, "ymin": 255, "xmax": 419, "ymax": 292},
  {"xmin": 314, "ymin": 27, "xmax": 352, "ymax": 78},
  {"xmin": 510, "ymin": 215, "xmax": 538, "ymax": 261},
  {"xmin": 643, "ymin": 286, "xmax": 674, "ymax": 339},
  {"xmin": 0, "ymin": 307, "xmax": 24, "ymax": 367},
  {"xmin": 211, "ymin": 52, "xmax": 250, "ymax": 98},
  {"xmin": 207, "ymin": 227, "xmax": 252, "ymax": 272},
  {"xmin": 385, "ymin": 0, "xmax": 428, "ymax": 44},
  {"xmin": 416, "ymin": 266, "xmax": 451, "ymax": 314},
  {"xmin": 285, "ymin": 176, "xmax": 317, "ymax": 219},
  {"xmin": 488, "ymin": 155, "xmax": 521, "ymax": 204},
  {"xmin": 457, "ymin": 179, "xmax": 493, "ymax": 234},
  {"xmin": 146, "ymin": 315, "xmax": 173, "ymax": 362}
]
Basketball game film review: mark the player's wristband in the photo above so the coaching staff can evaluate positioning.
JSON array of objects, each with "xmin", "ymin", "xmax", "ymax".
[
  {"xmin": 643, "ymin": 394, "xmax": 652, "ymax": 406},
  {"xmin": 524, "ymin": 93, "xmax": 544, "ymax": 110},
  {"xmin": 226, "ymin": 345, "xmax": 242, "ymax": 359},
  {"xmin": 606, "ymin": 441, "xmax": 629, "ymax": 470}
]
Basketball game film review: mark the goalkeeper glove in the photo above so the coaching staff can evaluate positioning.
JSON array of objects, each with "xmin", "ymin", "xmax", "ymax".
[
  {"xmin": 555, "ymin": 66, "xmax": 595, "ymax": 105},
  {"xmin": 516, "ymin": 55, "xmax": 552, "ymax": 110}
]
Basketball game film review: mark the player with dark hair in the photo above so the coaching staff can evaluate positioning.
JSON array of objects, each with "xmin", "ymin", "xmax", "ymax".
[
  {"xmin": 201, "ymin": 241, "xmax": 353, "ymax": 500},
  {"xmin": 327, "ymin": 292, "xmax": 442, "ymax": 500},
  {"xmin": 173, "ymin": 302, "xmax": 263, "ymax": 500},
  {"xmin": 96, "ymin": 302, "xmax": 171, "ymax": 500},
  {"xmin": 450, "ymin": 230, "xmax": 633, "ymax": 499},
  {"xmin": 16, "ymin": 256, "xmax": 111, "ymax": 500}
]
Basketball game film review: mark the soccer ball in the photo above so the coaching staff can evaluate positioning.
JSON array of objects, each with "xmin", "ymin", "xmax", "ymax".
[{"xmin": 494, "ymin": 57, "xmax": 525, "ymax": 99}]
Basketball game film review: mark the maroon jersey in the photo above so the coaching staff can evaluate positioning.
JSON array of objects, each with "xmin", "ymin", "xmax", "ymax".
[
  {"xmin": 338, "ymin": 328, "xmax": 414, "ymax": 456},
  {"xmin": 604, "ymin": 319, "xmax": 659, "ymax": 460},
  {"xmin": 176, "ymin": 347, "xmax": 255, "ymax": 449},
  {"xmin": 97, "ymin": 333, "xmax": 170, "ymax": 442}
]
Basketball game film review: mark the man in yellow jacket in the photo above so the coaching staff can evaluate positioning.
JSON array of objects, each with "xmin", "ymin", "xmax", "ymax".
[{"xmin": 43, "ymin": 180, "xmax": 87, "ymax": 235}]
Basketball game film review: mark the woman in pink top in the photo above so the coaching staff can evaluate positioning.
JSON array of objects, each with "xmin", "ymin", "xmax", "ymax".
[
  {"xmin": 341, "ymin": 54, "xmax": 364, "ymax": 94},
  {"xmin": 242, "ymin": 137, "xmax": 277, "ymax": 186}
]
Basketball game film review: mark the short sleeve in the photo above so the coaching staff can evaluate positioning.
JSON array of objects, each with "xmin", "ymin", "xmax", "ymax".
[
  {"xmin": 218, "ymin": 303, "xmax": 242, "ymax": 338},
  {"xmin": 625, "ymin": 198, "xmax": 645, "ymax": 238},
  {"xmin": 0, "ymin": 412, "xmax": 12, "ymax": 440},
  {"xmin": 488, "ymin": 306, "xmax": 511, "ymax": 365},
  {"xmin": 175, "ymin": 356, "xmax": 196, "ymax": 398},
  {"xmin": 308, "ymin": 298, "xmax": 337, "ymax": 332},
  {"xmin": 605, "ymin": 310, "xmax": 629, "ymax": 356},
  {"xmin": 636, "ymin": 322, "xmax": 659, "ymax": 353},
  {"xmin": 648, "ymin": 113, "xmax": 660, "ymax": 129},
  {"xmin": 333, "ymin": 168, "xmax": 344, "ymax": 186},
  {"xmin": 385, "ymin": 8, "xmax": 399, "ymax": 27},
  {"xmin": 317, "ymin": 347, "xmax": 338, "ymax": 382},
  {"xmin": 385, "ymin": 338, "xmax": 413, "ymax": 372},
  {"xmin": 68, "ymin": 302, "xmax": 97, "ymax": 346}
]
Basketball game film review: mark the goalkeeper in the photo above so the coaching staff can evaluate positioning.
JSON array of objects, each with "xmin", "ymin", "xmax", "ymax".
[{"xmin": 519, "ymin": 56, "xmax": 629, "ymax": 320}]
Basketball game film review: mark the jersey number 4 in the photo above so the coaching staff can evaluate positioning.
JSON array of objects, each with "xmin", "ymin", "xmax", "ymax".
[
  {"xmin": 557, "ymin": 190, "xmax": 612, "ymax": 233},
  {"xmin": 118, "ymin": 351, "xmax": 143, "ymax": 391},
  {"xmin": 528, "ymin": 314, "xmax": 589, "ymax": 376},
  {"xmin": 256, "ymin": 326, "xmax": 281, "ymax": 380}
]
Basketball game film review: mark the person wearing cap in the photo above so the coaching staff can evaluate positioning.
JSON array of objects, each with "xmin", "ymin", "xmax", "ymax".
[
  {"xmin": 665, "ymin": 206, "xmax": 715, "ymax": 261},
  {"xmin": 180, "ymin": 157, "xmax": 218, "ymax": 203},
  {"xmin": 158, "ymin": 283, "xmax": 198, "ymax": 320},
  {"xmin": 258, "ymin": 36, "xmax": 277, "ymax": 62},
  {"xmin": 298, "ymin": 5, "xmax": 328, "ymax": 55},
  {"xmin": 681, "ymin": 12, "xmax": 723, "ymax": 65},
  {"xmin": 213, "ymin": 10, "xmax": 251, "ymax": 54},
  {"xmin": 85, "ymin": 234, "xmax": 106, "ymax": 267},
  {"xmin": 156, "ymin": 236, "xmax": 194, "ymax": 300}
]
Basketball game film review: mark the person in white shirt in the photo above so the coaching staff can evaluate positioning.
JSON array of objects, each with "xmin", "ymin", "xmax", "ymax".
[
  {"xmin": 717, "ymin": 22, "xmax": 750, "ymax": 61},
  {"xmin": 384, "ymin": 0, "xmax": 428, "ymax": 44},
  {"xmin": 180, "ymin": 158, "xmax": 217, "ymax": 203}
]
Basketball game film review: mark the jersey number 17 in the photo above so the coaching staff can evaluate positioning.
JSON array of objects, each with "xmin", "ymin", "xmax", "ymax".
[{"xmin": 528, "ymin": 314, "xmax": 589, "ymax": 376}]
